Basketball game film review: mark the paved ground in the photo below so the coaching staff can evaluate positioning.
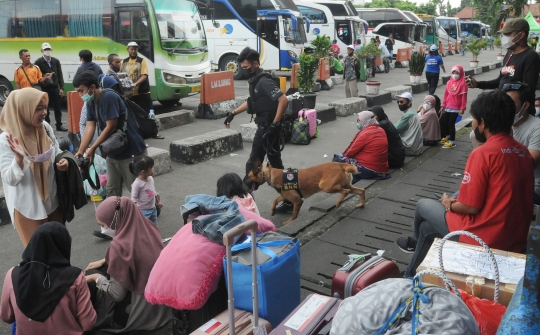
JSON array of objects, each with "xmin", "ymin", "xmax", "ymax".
[{"xmin": 0, "ymin": 49, "xmax": 500, "ymax": 334}]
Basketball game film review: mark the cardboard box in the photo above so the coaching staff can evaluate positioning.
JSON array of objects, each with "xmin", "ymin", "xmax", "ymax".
[{"xmin": 417, "ymin": 238, "xmax": 526, "ymax": 306}]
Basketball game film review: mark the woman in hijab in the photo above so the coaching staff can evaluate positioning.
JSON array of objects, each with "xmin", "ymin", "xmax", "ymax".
[
  {"xmin": 370, "ymin": 106, "xmax": 406, "ymax": 168},
  {"xmin": 0, "ymin": 221, "xmax": 96, "ymax": 334},
  {"xmin": 84, "ymin": 196, "xmax": 171, "ymax": 333},
  {"xmin": 0, "ymin": 88, "xmax": 69, "ymax": 246},
  {"xmin": 333, "ymin": 111, "xmax": 389, "ymax": 184},
  {"xmin": 417, "ymin": 95, "xmax": 441, "ymax": 146},
  {"xmin": 440, "ymin": 64, "xmax": 468, "ymax": 148}
]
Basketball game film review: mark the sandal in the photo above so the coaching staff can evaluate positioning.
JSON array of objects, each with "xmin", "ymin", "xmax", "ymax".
[{"xmin": 154, "ymin": 134, "xmax": 165, "ymax": 139}]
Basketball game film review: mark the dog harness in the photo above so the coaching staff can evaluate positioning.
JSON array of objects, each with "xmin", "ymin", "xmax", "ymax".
[{"xmin": 281, "ymin": 168, "xmax": 303, "ymax": 198}]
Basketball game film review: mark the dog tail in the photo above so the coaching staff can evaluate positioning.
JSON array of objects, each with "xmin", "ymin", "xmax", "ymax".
[{"xmin": 342, "ymin": 164, "xmax": 358, "ymax": 174}]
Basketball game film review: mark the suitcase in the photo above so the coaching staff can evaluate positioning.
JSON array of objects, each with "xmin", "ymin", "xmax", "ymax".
[
  {"xmin": 298, "ymin": 109, "xmax": 317, "ymax": 138},
  {"xmin": 190, "ymin": 220, "xmax": 272, "ymax": 335},
  {"xmin": 331, "ymin": 254, "xmax": 401, "ymax": 299},
  {"xmin": 269, "ymin": 294, "xmax": 341, "ymax": 335}
]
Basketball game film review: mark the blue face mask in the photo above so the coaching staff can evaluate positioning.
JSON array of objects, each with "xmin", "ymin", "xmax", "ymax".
[
  {"xmin": 111, "ymin": 65, "xmax": 120, "ymax": 73},
  {"xmin": 356, "ymin": 121, "xmax": 362, "ymax": 130},
  {"xmin": 81, "ymin": 89, "xmax": 94, "ymax": 102}
]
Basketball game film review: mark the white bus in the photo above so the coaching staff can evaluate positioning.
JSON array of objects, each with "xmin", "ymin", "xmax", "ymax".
[
  {"xmin": 402, "ymin": 10, "xmax": 427, "ymax": 47},
  {"xmin": 0, "ymin": 0, "xmax": 210, "ymax": 107},
  {"xmin": 295, "ymin": 1, "xmax": 367, "ymax": 53},
  {"xmin": 437, "ymin": 16, "xmax": 462, "ymax": 49},
  {"xmin": 461, "ymin": 21, "xmax": 489, "ymax": 39},
  {"xmin": 197, "ymin": 0, "xmax": 308, "ymax": 80}
]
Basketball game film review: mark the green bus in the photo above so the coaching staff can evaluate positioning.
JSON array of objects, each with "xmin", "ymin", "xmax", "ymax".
[
  {"xmin": 416, "ymin": 13, "xmax": 438, "ymax": 47},
  {"xmin": 0, "ymin": 0, "xmax": 210, "ymax": 106}
]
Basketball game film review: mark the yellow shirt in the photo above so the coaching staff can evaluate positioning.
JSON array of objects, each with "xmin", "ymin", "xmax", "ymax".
[
  {"xmin": 14, "ymin": 65, "xmax": 42, "ymax": 88},
  {"xmin": 120, "ymin": 57, "xmax": 149, "ymax": 96}
]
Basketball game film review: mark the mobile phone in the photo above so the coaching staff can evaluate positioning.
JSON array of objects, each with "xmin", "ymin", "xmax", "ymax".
[{"xmin": 434, "ymin": 193, "xmax": 442, "ymax": 199}]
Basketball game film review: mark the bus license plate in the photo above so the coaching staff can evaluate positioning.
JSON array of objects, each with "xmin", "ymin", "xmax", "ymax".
[{"xmin": 191, "ymin": 85, "xmax": 201, "ymax": 93}]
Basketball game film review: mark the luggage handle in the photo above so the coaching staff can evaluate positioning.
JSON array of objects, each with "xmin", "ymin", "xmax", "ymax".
[
  {"xmin": 437, "ymin": 230, "xmax": 500, "ymax": 302},
  {"xmin": 224, "ymin": 219, "xmax": 260, "ymax": 335}
]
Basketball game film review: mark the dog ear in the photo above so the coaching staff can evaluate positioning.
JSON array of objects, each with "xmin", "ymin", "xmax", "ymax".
[{"xmin": 252, "ymin": 158, "xmax": 262, "ymax": 174}]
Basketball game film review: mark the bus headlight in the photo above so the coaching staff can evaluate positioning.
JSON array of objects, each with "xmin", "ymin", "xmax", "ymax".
[
  {"xmin": 163, "ymin": 72, "xmax": 187, "ymax": 85},
  {"xmin": 288, "ymin": 50, "xmax": 298, "ymax": 58}
]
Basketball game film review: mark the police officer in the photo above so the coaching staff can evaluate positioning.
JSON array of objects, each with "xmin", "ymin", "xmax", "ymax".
[{"xmin": 224, "ymin": 47, "xmax": 293, "ymax": 212}]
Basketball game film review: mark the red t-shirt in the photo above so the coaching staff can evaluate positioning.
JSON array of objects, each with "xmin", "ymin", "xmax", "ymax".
[
  {"xmin": 343, "ymin": 125, "xmax": 389, "ymax": 173},
  {"xmin": 446, "ymin": 133, "xmax": 534, "ymax": 252}
]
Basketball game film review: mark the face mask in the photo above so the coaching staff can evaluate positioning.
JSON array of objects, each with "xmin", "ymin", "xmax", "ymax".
[
  {"xmin": 423, "ymin": 103, "xmax": 431, "ymax": 110},
  {"xmin": 451, "ymin": 74, "xmax": 460, "ymax": 80},
  {"xmin": 501, "ymin": 33, "xmax": 520, "ymax": 49},
  {"xmin": 81, "ymin": 89, "xmax": 94, "ymax": 102},
  {"xmin": 474, "ymin": 125, "xmax": 487, "ymax": 143},
  {"xmin": 514, "ymin": 105, "xmax": 526, "ymax": 124},
  {"xmin": 28, "ymin": 146, "xmax": 54, "ymax": 163},
  {"xmin": 43, "ymin": 50, "xmax": 51, "ymax": 57},
  {"xmin": 398, "ymin": 104, "xmax": 409, "ymax": 112},
  {"xmin": 535, "ymin": 107, "xmax": 540, "ymax": 117},
  {"xmin": 356, "ymin": 121, "xmax": 362, "ymax": 130},
  {"xmin": 111, "ymin": 65, "xmax": 120, "ymax": 72},
  {"xmin": 101, "ymin": 226, "xmax": 116, "ymax": 238}
]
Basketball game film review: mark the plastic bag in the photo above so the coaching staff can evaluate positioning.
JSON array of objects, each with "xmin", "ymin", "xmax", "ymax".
[{"xmin": 459, "ymin": 289, "xmax": 506, "ymax": 335}]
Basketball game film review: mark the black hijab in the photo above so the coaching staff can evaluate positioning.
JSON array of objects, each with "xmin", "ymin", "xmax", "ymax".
[
  {"xmin": 11, "ymin": 222, "xmax": 81, "ymax": 322},
  {"xmin": 433, "ymin": 95, "xmax": 442, "ymax": 113},
  {"xmin": 369, "ymin": 106, "xmax": 388, "ymax": 121}
]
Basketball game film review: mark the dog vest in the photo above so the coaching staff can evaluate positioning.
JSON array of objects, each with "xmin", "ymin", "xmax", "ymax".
[{"xmin": 282, "ymin": 168, "xmax": 303, "ymax": 198}]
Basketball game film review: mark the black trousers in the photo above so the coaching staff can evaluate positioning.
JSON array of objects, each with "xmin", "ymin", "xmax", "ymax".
[
  {"xmin": 44, "ymin": 87, "xmax": 62, "ymax": 127},
  {"xmin": 129, "ymin": 93, "xmax": 153, "ymax": 113},
  {"xmin": 425, "ymin": 72, "xmax": 439, "ymax": 95},
  {"xmin": 439, "ymin": 112, "xmax": 459, "ymax": 141},
  {"xmin": 244, "ymin": 125, "xmax": 284, "ymax": 184}
]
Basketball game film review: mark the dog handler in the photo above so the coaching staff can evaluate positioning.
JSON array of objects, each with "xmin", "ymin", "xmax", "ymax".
[{"xmin": 223, "ymin": 47, "xmax": 293, "ymax": 212}]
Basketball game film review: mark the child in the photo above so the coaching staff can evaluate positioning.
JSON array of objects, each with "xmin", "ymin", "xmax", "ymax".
[
  {"xmin": 129, "ymin": 156, "xmax": 163, "ymax": 226},
  {"xmin": 440, "ymin": 65, "xmax": 468, "ymax": 148}
]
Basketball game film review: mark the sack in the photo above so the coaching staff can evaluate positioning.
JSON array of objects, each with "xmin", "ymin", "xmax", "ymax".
[
  {"xmin": 99, "ymin": 129, "xmax": 129, "ymax": 157},
  {"xmin": 290, "ymin": 117, "xmax": 311, "ymax": 145},
  {"xmin": 224, "ymin": 232, "xmax": 301, "ymax": 327},
  {"xmin": 124, "ymin": 98, "xmax": 159, "ymax": 139}
]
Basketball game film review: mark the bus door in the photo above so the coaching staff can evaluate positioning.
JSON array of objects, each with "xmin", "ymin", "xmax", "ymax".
[
  {"xmin": 256, "ymin": 16, "xmax": 280, "ymax": 69},
  {"xmin": 115, "ymin": 6, "xmax": 153, "ymax": 60},
  {"xmin": 336, "ymin": 20, "xmax": 352, "ymax": 46}
]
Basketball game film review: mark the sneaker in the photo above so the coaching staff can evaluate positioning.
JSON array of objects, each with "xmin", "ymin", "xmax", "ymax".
[
  {"xmin": 274, "ymin": 200, "xmax": 294, "ymax": 213},
  {"xmin": 396, "ymin": 236, "xmax": 416, "ymax": 253},
  {"xmin": 92, "ymin": 230, "xmax": 112, "ymax": 240},
  {"xmin": 439, "ymin": 137, "xmax": 448, "ymax": 144},
  {"xmin": 442, "ymin": 141, "xmax": 456, "ymax": 148}
]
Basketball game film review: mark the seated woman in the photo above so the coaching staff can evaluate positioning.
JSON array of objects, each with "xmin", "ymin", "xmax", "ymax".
[
  {"xmin": 370, "ymin": 106, "xmax": 405, "ymax": 168},
  {"xmin": 85, "ymin": 196, "xmax": 171, "ymax": 334},
  {"xmin": 417, "ymin": 95, "xmax": 441, "ymax": 146},
  {"xmin": 397, "ymin": 90, "xmax": 535, "ymax": 277},
  {"xmin": 1, "ymin": 222, "xmax": 96, "ymax": 334},
  {"xmin": 334, "ymin": 111, "xmax": 389, "ymax": 184}
]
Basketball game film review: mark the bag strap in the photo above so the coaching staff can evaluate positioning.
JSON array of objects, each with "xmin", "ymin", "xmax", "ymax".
[{"xmin": 20, "ymin": 65, "xmax": 38, "ymax": 85}]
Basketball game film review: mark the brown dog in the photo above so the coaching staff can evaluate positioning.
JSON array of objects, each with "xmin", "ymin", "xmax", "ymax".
[{"xmin": 247, "ymin": 160, "xmax": 366, "ymax": 225}]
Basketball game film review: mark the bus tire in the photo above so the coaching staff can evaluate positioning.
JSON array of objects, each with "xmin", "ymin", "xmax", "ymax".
[
  {"xmin": 158, "ymin": 99, "xmax": 181, "ymax": 107},
  {"xmin": 220, "ymin": 54, "xmax": 244, "ymax": 80},
  {"xmin": 0, "ymin": 77, "xmax": 13, "ymax": 107}
]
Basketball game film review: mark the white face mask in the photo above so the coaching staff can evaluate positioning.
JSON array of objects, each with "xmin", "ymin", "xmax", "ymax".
[
  {"xmin": 28, "ymin": 146, "xmax": 53, "ymax": 163},
  {"xmin": 101, "ymin": 225, "xmax": 116, "ymax": 238},
  {"xmin": 514, "ymin": 105, "xmax": 526, "ymax": 124},
  {"xmin": 451, "ymin": 73, "xmax": 460, "ymax": 80},
  {"xmin": 535, "ymin": 107, "xmax": 540, "ymax": 117},
  {"xmin": 423, "ymin": 104, "xmax": 431, "ymax": 110},
  {"xmin": 43, "ymin": 50, "xmax": 52, "ymax": 57},
  {"xmin": 501, "ymin": 33, "xmax": 520, "ymax": 49}
]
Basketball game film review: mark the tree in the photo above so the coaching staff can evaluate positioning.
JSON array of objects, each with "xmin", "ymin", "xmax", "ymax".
[
  {"xmin": 417, "ymin": 2, "xmax": 438, "ymax": 15},
  {"xmin": 396, "ymin": 1, "xmax": 417, "ymax": 12}
]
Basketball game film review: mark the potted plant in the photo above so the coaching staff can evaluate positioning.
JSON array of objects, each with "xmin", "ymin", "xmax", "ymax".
[
  {"xmin": 356, "ymin": 42, "xmax": 382, "ymax": 85},
  {"xmin": 408, "ymin": 52, "xmax": 426, "ymax": 84},
  {"xmin": 465, "ymin": 37, "xmax": 488, "ymax": 68},
  {"xmin": 295, "ymin": 52, "xmax": 318, "ymax": 108},
  {"xmin": 310, "ymin": 34, "xmax": 332, "ymax": 81},
  {"xmin": 494, "ymin": 37, "xmax": 504, "ymax": 61}
]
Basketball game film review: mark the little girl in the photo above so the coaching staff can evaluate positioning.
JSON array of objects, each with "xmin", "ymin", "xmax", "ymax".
[
  {"xmin": 440, "ymin": 64, "xmax": 468, "ymax": 148},
  {"xmin": 130, "ymin": 156, "xmax": 163, "ymax": 226}
]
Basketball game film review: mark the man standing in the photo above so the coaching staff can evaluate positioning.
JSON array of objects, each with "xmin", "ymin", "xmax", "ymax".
[
  {"xmin": 343, "ymin": 45, "xmax": 360, "ymax": 98},
  {"xmin": 120, "ymin": 41, "xmax": 152, "ymax": 111},
  {"xmin": 75, "ymin": 50, "xmax": 103, "ymax": 77},
  {"xmin": 14, "ymin": 49, "xmax": 53, "ymax": 89},
  {"xmin": 330, "ymin": 39, "xmax": 340, "ymax": 57},
  {"xmin": 385, "ymin": 33, "xmax": 395, "ymax": 61},
  {"xmin": 467, "ymin": 18, "xmax": 540, "ymax": 116},
  {"xmin": 223, "ymin": 47, "xmax": 293, "ymax": 212},
  {"xmin": 376, "ymin": 40, "xmax": 391, "ymax": 73},
  {"xmin": 35, "ymin": 43, "xmax": 67, "ymax": 131},
  {"xmin": 105, "ymin": 53, "xmax": 121, "ymax": 81}
]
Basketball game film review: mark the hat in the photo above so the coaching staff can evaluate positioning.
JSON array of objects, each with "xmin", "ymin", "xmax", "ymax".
[
  {"xmin": 499, "ymin": 18, "xmax": 529, "ymax": 34},
  {"xmin": 347, "ymin": 45, "xmax": 354, "ymax": 50},
  {"xmin": 127, "ymin": 41, "xmax": 139, "ymax": 48},
  {"xmin": 429, "ymin": 44, "xmax": 437, "ymax": 51},
  {"xmin": 41, "ymin": 42, "xmax": 52, "ymax": 50},
  {"xmin": 394, "ymin": 92, "xmax": 413, "ymax": 102}
]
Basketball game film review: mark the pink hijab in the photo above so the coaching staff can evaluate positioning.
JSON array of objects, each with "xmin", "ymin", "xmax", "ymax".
[
  {"xmin": 97, "ymin": 196, "xmax": 163, "ymax": 295},
  {"xmin": 419, "ymin": 95, "xmax": 441, "ymax": 141},
  {"xmin": 447, "ymin": 65, "xmax": 467, "ymax": 96}
]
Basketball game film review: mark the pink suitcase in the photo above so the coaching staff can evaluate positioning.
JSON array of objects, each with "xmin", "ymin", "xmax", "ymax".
[{"xmin": 298, "ymin": 109, "xmax": 317, "ymax": 138}]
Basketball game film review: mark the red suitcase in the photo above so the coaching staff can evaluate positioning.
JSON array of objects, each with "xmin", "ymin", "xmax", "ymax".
[
  {"xmin": 269, "ymin": 294, "xmax": 340, "ymax": 335},
  {"xmin": 331, "ymin": 254, "xmax": 401, "ymax": 299},
  {"xmin": 298, "ymin": 109, "xmax": 317, "ymax": 138}
]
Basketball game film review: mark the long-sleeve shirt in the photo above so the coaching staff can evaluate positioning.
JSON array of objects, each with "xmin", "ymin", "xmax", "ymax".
[
  {"xmin": 394, "ymin": 108, "xmax": 424, "ymax": 156},
  {"xmin": 343, "ymin": 125, "xmax": 389, "ymax": 173},
  {"xmin": 1, "ymin": 269, "xmax": 96, "ymax": 335},
  {"xmin": 442, "ymin": 86, "xmax": 467, "ymax": 111}
]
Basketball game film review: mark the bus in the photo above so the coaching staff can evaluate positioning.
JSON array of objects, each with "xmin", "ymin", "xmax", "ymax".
[
  {"xmin": 416, "ymin": 14, "xmax": 439, "ymax": 47},
  {"xmin": 197, "ymin": 0, "xmax": 307, "ymax": 80},
  {"xmin": 402, "ymin": 11, "xmax": 427, "ymax": 46},
  {"xmin": 314, "ymin": 0, "xmax": 358, "ymax": 16},
  {"xmin": 461, "ymin": 21, "xmax": 489, "ymax": 39},
  {"xmin": 295, "ymin": 1, "xmax": 367, "ymax": 52},
  {"xmin": 0, "ymin": 0, "xmax": 210, "ymax": 107},
  {"xmin": 437, "ymin": 16, "xmax": 461, "ymax": 48}
]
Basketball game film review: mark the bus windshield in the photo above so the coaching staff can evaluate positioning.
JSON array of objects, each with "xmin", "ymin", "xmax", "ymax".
[
  {"xmin": 284, "ymin": 17, "xmax": 307, "ymax": 44},
  {"xmin": 152, "ymin": 0, "xmax": 207, "ymax": 53}
]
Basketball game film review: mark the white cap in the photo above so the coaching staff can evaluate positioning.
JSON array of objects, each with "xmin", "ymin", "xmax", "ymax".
[
  {"xmin": 127, "ymin": 41, "xmax": 139, "ymax": 48},
  {"xmin": 41, "ymin": 42, "xmax": 52, "ymax": 50},
  {"xmin": 394, "ymin": 92, "xmax": 413, "ymax": 102},
  {"xmin": 429, "ymin": 44, "xmax": 437, "ymax": 51},
  {"xmin": 347, "ymin": 45, "xmax": 354, "ymax": 50}
]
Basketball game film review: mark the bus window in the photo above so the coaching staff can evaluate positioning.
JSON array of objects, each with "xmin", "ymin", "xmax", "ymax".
[
  {"xmin": 0, "ymin": 1, "xmax": 15, "ymax": 38},
  {"xmin": 318, "ymin": 3, "xmax": 348, "ymax": 16},
  {"xmin": 297, "ymin": 6, "xmax": 327, "ymax": 24},
  {"xmin": 258, "ymin": 18, "xmax": 279, "ymax": 48},
  {"xmin": 63, "ymin": 0, "xmax": 113, "ymax": 38},
  {"xmin": 385, "ymin": 11, "xmax": 404, "ymax": 23},
  {"xmin": 336, "ymin": 21, "xmax": 350, "ymax": 45},
  {"xmin": 13, "ymin": 0, "xmax": 61, "ymax": 38},
  {"xmin": 377, "ymin": 25, "xmax": 392, "ymax": 38},
  {"xmin": 117, "ymin": 10, "xmax": 152, "ymax": 59},
  {"xmin": 358, "ymin": 11, "xmax": 385, "ymax": 27}
]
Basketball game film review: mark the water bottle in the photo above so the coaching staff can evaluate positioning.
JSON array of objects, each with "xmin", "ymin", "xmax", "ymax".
[{"xmin": 148, "ymin": 109, "xmax": 155, "ymax": 120}]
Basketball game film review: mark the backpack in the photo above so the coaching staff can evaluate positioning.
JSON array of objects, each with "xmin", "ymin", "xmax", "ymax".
[{"xmin": 290, "ymin": 116, "xmax": 311, "ymax": 145}]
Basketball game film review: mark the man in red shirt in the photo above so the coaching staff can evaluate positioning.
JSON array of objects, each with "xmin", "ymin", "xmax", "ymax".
[{"xmin": 397, "ymin": 90, "xmax": 534, "ymax": 277}]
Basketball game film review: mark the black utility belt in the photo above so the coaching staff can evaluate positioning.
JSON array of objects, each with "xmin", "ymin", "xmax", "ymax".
[{"xmin": 254, "ymin": 113, "xmax": 276, "ymax": 126}]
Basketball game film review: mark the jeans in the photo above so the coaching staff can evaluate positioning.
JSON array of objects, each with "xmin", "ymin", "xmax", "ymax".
[
  {"xmin": 425, "ymin": 72, "xmax": 439, "ymax": 95},
  {"xmin": 192, "ymin": 210, "xmax": 246, "ymax": 245},
  {"xmin": 405, "ymin": 199, "xmax": 455, "ymax": 277},
  {"xmin": 439, "ymin": 111, "xmax": 459, "ymax": 141},
  {"xmin": 44, "ymin": 87, "xmax": 63, "ymax": 127},
  {"xmin": 245, "ymin": 124, "xmax": 284, "ymax": 184},
  {"xmin": 141, "ymin": 207, "xmax": 158, "ymax": 226}
]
